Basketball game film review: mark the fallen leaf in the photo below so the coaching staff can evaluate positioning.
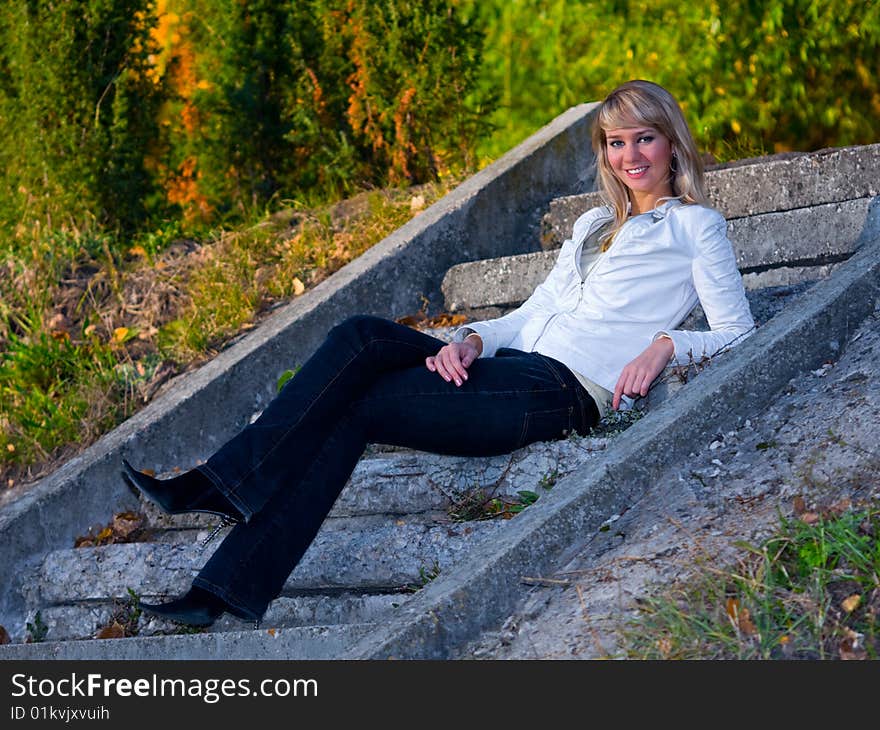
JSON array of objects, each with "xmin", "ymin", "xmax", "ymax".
[
  {"xmin": 656, "ymin": 637, "xmax": 673, "ymax": 658},
  {"xmin": 841, "ymin": 594, "xmax": 861, "ymax": 613},
  {"xmin": 839, "ymin": 628, "xmax": 867, "ymax": 660},
  {"xmin": 396, "ymin": 313, "xmax": 426, "ymax": 327},
  {"xmin": 800, "ymin": 512, "xmax": 820, "ymax": 525},
  {"xmin": 828, "ymin": 498, "xmax": 851, "ymax": 516},
  {"xmin": 726, "ymin": 598, "xmax": 757, "ymax": 636},
  {"xmin": 0, "ymin": 625, "xmax": 10, "ymax": 645},
  {"xmin": 96, "ymin": 622, "xmax": 126, "ymax": 640},
  {"xmin": 129, "ymin": 245, "xmax": 148, "ymax": 258},
  {"xmin": 113, "ymin": 327, "xmax": 129, "ymax": 343},
  {"xmin": 410, "ymin": 194, "xmax": 426, "ymax": 212},
  {"xmin": 112, "ymin": 511, "xmax": 144, "ymax": 540},
  {"xmin": 292, "ymin": 277, "xmax": 305, "ymax": 296},
  {"xmin": 267, "ymin": 628, "xmax": 276, "ymax": 637},
  {"xmin": 792, "ymin": 496, "xmax": 806, "ymax": 515}
]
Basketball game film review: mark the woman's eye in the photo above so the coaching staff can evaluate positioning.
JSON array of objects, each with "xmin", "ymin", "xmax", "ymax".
[
  {"xmin": 639, "ymin": 135, "xmax": 654, "ymax": 143},
  {"xmin": 608, "ymin": 140, "xmax": 623, "ymax": 147}
]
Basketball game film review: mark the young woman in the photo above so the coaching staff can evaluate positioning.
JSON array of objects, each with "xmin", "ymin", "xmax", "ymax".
[{"xmin": 123, "ymin": 80, "xmax": 755, "ymax": 627}]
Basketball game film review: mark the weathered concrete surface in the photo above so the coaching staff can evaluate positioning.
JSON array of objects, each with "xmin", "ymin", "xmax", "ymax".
[
  {"xmin": 541, "ymin": 144, "xmax": 880, "ymax": 249},
  {"xmin": 30, "ymin": 521, "xmax": 506, "ymax": 609},
  {"xmin": 343, "ymin": 233, "xmax": 880, "ymax": 659},
  {"xmin": 443, "ymin": 197, "xmax": 880, "ymax": 311},
  {"xmin": 137, "ymin": 435, "xmax": 604, "ymax": 533},
  {"xmin": 0, "ymin": 623, "xmax": 373, "ymax": 660},
  {"xmin": 464, "ymin": 307, "xmax": 880, "ymax": 659},
  {"xmin": 0, "ymin": 103, "xmax": 601, "ymax": 633},
  {"xmin": 23, "ymin": 593, "xmax": 405, "ymax": 644}
]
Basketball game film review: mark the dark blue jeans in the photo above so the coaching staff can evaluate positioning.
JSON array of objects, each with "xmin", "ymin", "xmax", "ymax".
[{"xmin": 191, "ymin": 315, "xmax": 598, "ymax": 619}]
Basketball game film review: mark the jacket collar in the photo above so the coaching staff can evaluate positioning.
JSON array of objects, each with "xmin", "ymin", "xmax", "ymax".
[{"xmin": 625, "ymin": 197, "xmax": 683, "ymax": 221}]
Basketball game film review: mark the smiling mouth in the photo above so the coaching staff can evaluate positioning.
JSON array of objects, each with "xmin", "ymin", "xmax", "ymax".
[{"xmin": 625, "ymin": 166, "xmax": 648, "ymax": 175}]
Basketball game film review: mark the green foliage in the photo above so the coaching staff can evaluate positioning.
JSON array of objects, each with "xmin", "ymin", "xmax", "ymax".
[
  {"xmin": 0, "ymin": 309, "xmax": 123, "ymax": 467},
  {"xmin": 164, "ymin": 0, "xmax": 489, "ymax": 222},
  {"xmin": 26, "ymin": 611, "xmax": 48, "ymax": 643},
  {"xmin": 0, "ymin": 0, "xmax": 164, "ymax": 232},
  {"xmin": 622, "ymin": 505, "xmax": 880, "ymax": 659},
  {"xmin": 466, "ymin": 0, "xmax": 880, "ymax": 162}
]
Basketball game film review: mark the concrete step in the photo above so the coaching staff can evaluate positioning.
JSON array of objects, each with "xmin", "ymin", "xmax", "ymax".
[
  {"xmin": 21, "ymin": 592, "xmax": 407, "ymax": 644},
  {"xmin": 0, "ymin": 623, "xmax": 373, "ymax": 660},
  {"xmin": 541, "ymin": 143, "xmax": 880, "ymax": 249},
  {"xmin": 8, "ymin": 431, "xmax": 608, "ymax": 644},
  {"xmin": 442, "ymin": 197, "xmax": 878, "ymax": 313},
  {"xmin": 27, "ymin": 521, "xmax": 507, "ymax": 608},
  {"xmin": 136, "ymin": 432, "xmax": 607, "ymax": 530}
]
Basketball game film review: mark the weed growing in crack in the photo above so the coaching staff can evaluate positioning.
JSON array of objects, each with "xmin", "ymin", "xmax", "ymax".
[
  {"xmin": 539, "ymin": 469, "xmax": 560, "ymax": 490},
  {"xmin": 405, "ymin": 561, "xmax": 442, "ymax": 592},
  {"xmin": 448, "ymin": 486, "xmax": 542, "ymax": 522},
  {"xmin": 25, "ymin": 612, "xmax": 48, "ymax": 643},
  {"xmin": 95, "ymin": 588, "xmax": 143, "ymax": 639},
  {"xmin": 588, "ymin": 409, "xmax": 645, "ymax": 438}
]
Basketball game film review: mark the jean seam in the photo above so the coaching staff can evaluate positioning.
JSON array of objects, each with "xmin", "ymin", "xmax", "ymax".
[
  {"xmin": 218, "ymin": 335, "xmax": 433, "ymax": 503},
  {"xmin": 197, "ymin": 463, "xmax": 252, "ymax": 521},
  {"xmin": 534, "ymin": 353, "xmax": 571, "ymax": 390},
  {"xmin": 518, "ymin": 405, "xmax": 573, "ymax": 449}
]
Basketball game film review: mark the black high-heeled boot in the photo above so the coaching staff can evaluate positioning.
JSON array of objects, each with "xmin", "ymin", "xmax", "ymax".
[
  {"xmin": 121, "ymin": 459, "xmax": 243, "ymax": 524},
  {"xmin": 140, "ymin": 586, "xmax": 228, "ymax": 628}
]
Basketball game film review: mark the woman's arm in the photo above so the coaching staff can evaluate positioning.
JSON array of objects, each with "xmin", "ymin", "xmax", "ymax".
[
  {"xmin": 612, "ymin": 336, "xmax": 674, "ymax": 410},
  {"xmin": 653, "ymin": 210, "xmax": 755, "ymax": 365},
  {"xmin": 449, "ymin": 210, "xmax": 606, "ymax": 357}
]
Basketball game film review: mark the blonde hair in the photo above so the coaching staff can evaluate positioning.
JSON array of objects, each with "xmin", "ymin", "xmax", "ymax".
[{"xmin": 590, "ymin": 80, "xmax": 710, "ymax": 251}]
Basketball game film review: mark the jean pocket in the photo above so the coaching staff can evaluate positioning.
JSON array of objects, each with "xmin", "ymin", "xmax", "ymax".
[{"xmin": 518, "ymin": 406, "xmax": 573, "ymax": 448}]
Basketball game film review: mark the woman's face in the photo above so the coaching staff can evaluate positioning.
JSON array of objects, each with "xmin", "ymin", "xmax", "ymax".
[{"xmin": 604, "ymin": 125, "xmax": 674, "ymax": 205}]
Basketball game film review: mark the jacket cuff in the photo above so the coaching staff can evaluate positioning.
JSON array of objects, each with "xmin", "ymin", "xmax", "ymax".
[
  {"xmin": 652, "ymin": 330, "xmax": 689, "ymax": 366},
  {"xmin": 452, "ymin": 323, "xmax": 496, "ymax": 358}
]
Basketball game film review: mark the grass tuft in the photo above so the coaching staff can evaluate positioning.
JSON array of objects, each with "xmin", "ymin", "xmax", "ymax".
[{"xmin": 621, "ymin": 503, "xmax": 880, "ymax": 660}]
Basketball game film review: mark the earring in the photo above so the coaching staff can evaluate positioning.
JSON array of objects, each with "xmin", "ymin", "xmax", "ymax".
[{"xmin": 670, "ymin": 153, "xmax": 679, "ymax": 174}]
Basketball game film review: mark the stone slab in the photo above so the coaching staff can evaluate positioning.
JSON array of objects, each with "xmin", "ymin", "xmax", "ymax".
[
  {"xmin": 19, "ymin": 592, "xmax": 405, "ymax": 644},
  {"xmin": 0, "ymin": 623, "xmax": 372, "ymax": 660},
  {"xmin": 541, "ymin": 143, "xmax": 880, "ymax": 249},
  {"xmin": 442, "ymin": 197, "xmax": 880, "ymax": 311},
  {"xmin": 30, "ymin": 521, "xmax": 507, "ymax": 607}
]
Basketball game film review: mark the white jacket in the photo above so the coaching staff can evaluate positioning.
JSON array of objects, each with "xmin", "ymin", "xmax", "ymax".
[{"xmin": 453, "ymin": 198, "xmax": 755, "ymax": 394}]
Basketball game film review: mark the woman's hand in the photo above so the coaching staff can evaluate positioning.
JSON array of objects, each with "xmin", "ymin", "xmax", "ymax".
[
  {"xmin": 612, "ymin": 337, "xmax": 674, "ymax": 410},
  {"xmin": 426, "ymin": 334, "xmax": 482, "ymax": 387}
]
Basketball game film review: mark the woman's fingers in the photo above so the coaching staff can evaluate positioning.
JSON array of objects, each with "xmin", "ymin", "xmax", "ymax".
[
  {"xmin": 426, "ymin": 343, "xmax": 473, "ymax": 386},
  {"xmin": 441, "ymin": 346, "xmax": 468, "ymax": 386}
]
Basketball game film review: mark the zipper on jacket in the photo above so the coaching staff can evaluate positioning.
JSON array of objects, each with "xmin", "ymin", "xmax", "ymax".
[{"xmin": 532, "ymin": 211, "xmax": 611, "ymax": 350}]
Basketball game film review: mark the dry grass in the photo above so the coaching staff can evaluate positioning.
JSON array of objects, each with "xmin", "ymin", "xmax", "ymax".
[{"xmin": 0, "ymin": 177, "xmax": 463, "ymax": 493}]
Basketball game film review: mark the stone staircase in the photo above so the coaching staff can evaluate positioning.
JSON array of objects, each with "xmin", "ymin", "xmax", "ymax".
[
  {"xmin": 21, "ymin": 435, "xmax": 605, "ymax": 647},
  {"xmin": 1, "ymin": 128, "xmax": 878, "ymax": 659}
]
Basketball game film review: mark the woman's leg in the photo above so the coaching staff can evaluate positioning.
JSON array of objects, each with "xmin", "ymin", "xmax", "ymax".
[
  {"xmin": 196, "ymin": 315, "xmax": 449, "ymax": 521},
  {"xmin": 192, "ymin": 347, "xmax": 598, "ymax": 619}
]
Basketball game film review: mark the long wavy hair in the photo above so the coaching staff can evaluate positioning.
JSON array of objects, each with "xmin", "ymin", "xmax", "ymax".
[{"xmin": 591, "ymin": 80, "xmax": 710, "ymax": 251}]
